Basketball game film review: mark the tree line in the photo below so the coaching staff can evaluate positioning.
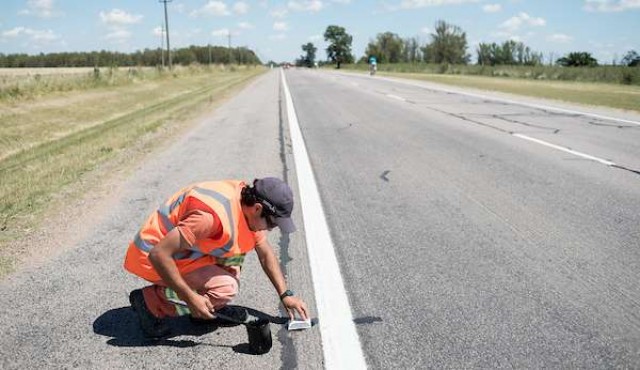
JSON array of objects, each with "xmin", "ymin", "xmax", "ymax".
[
  {"xmin": 298, "ymin": 20, "xmax": 640, "ymax": 69},
  {"xmin": 0, "ymin": 45, "xmax": 261, "ymax": 68}
]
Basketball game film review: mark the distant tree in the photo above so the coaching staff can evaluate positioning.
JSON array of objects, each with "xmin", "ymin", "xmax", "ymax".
[
  {"xmin": 556, "ymin": 52, "xmax": 598, "ymax": 67},
  {"xmin": 324, "ymin": 25, "xmax": 354, "ymax": 69},
  {"xmin": 621, "ymin": 50, "xmax": 640, "ymax": 67},
  {"xmin": 422, "ymin": 20, "xmax": 470, "ymax": 64},
  {"xmin": 476, "ymin": 40, "xmax": 542, "ymax": 66},
  {"xmin": 301, "ymin": 42, "xmax": 317, "ymax": 67},
  {"xmin": 364, "ymin": 32, "xmax": 404, "ymax": 64},
  {"xmin": 0, "ymin": 45, "xmax": 261, "ymax": 68},
  {"xmin": 403, "ymin": 37, "xmax": 421, "ymax": 63}
]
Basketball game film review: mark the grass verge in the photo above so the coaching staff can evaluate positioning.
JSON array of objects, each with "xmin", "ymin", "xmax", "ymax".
[
  {"xmin": 0, "ymin": 65, "xmax": 265, "ymax": 276},
  {"xmin": 342, "ymin": 68, "xmax": 640, "ymax": 113}
]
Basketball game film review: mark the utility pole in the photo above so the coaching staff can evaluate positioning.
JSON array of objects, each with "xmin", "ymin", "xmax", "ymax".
[
  {"xmin": 228, "ymin": 32, "xmax": 232, "ymax": 64},
  {"xmin": 160, "ymin": 24, "xmax": 165, "ymax": 68},
  {"xmin": 159, "ymin": 0, "xmax": 172, "ymax": 69}
]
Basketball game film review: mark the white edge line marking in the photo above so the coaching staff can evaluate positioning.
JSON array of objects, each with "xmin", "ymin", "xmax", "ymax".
[
  {"xmin": 513, "ymin": 133, "xmax": 616, "ymax": 166},
  {"xmin": 386, "ymin": 93, "xmax": 406, "ymax": 102},
  {"xmin": 350, "ymin": 72, "xmax": 640, "ymax": 127},
  {"xmin": 281, "ymin": 69, "xmax": 368, "ymax": 369}
]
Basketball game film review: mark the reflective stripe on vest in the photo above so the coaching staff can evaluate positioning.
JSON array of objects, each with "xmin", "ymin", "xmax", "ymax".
[
  {"xmin": 165, "ymin": 287, "xmax": 191, "ymax": 316},
  {"xmin": 132, "ymin": 186, "xmax": 239, "ymax": 261}
]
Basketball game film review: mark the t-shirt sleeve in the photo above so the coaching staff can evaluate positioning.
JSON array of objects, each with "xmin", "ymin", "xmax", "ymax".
[
  {"xmin": 254, "ymin": 230, "xmax": 267, "ymax": 245},
  {"xmin": 176, "ymin": 210, "xmax": 221, "ymax": 247}
]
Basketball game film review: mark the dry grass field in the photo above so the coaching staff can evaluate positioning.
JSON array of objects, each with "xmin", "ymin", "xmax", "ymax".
[
  {"xmin": 0, "ymin": 65, "xmax": 265, "ymax": 275},
  {"xmin": 0, "ymin": 67, "xmax": 103, "ymax": 76}
]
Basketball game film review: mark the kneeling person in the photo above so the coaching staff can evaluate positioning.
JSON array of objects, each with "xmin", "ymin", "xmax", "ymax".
[{"xmin": 124, "ymin": 177, "xmax": 308, "ymax": 337}]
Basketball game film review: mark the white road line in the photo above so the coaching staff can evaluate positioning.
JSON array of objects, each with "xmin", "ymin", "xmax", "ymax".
[
  {"xmin": 513, "ymin": 133, "xmax": 616, "ymax": 166},
  {"xmin": 281, "ymin": 70, "xmax": 367, "ymax": 369},
  {"xmin": 386, "ymin": 93, "xmax": 406, "ymax": 102}
]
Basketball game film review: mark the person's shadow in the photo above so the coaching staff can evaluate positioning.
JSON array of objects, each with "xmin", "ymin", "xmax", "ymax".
[{"xmin": 93, "ymin": 305, "xmax": 288, "ymax": 354}]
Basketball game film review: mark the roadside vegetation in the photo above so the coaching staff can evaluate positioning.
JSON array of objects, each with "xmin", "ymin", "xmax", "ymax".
[
  {"xmin": 0, "ymin": 65, "xmax": 265, "ymax": 275},
  {"xmin": 362, "ymin": 72, "xmax": 640, "ymax": 112},
  {"xmin": 297, "ymin": 21, "xmax": 639, "ymax": 110}
]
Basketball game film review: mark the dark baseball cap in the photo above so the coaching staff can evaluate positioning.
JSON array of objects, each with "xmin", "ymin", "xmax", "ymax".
[{"xmin": 254, "ymin": 177, "xmax": 296, "ymax": 233}]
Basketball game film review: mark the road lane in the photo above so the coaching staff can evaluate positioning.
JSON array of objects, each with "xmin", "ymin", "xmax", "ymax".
[
  {"xmin": 285, "ymin": 69, "xmax": 640, "ymax": 368},
  {"xmin": 0, "ymin": 70, "xmax": 323, "ymax": 369}
]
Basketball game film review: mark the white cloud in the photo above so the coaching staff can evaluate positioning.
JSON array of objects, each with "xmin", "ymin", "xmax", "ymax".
[
  {"xmin": 2, "ymin": 27, "xmax": 26, "ymax": 38},
  {"xmin": 547, "ymin": 33, "xmax": 573, "ymax": 43},
  {"xmin": 288, "ymin": 0, "xmax": 324, "ymax": 12},
  {"xmin": 309, "ymin": 34, "xmax": 322, "ymax": 41},
  {"xmin": 233, "ymin": 1, "xmax": 250, "ymax": 14},
  {"xmin": 238, "ymin": 22, "xmax": 254, "ymax": 29},
  {"xmin": 105, "ymin": 28, "xmax": 131, "ymax": 42},
  {"xmin": 270, "ymin": 9, "xmax": 289, "ymax": 18},
  {"xmin": 499, "ymin": 12, "xmax": 546, "ymax": 31},
  {"xmin": 2, "ymin": 26, "xmax": 60, "ymax": 42},
  {"xmin": 583, "ymin": 0, "xmax": 640, "ymax": 12},
  {"xmin": 174, "ymin": 3, "xmax": 186, "ymax": 13},
  {"xmin": 421, "ymin": 27, "xmax": 431, "ymax": 34},
  {"xmin": 273, "ymin": 21, "xmax": 289, "ymax": 31},
  {"xmin": 19, "ymin": 0, "xmax": 63, "ymax": 18},
  {"xmin": 483, "ymin": 3, "xmax": 502, "ymax": 12},
  {"xmin": 399, "ymin": 0, "xmax": 479, "ymax": 9},
  {"xmin": 212, "ymin": 28, "xmax": 230, "ymax": 37},
  {"xmin": 191, "ymin": 1, "xmax": 230, "ymax": 17},
  {"xmin": 152, "ymin": 26, "xmax": 163, "ymax": 37},
  {"xmin": 99, "ymin": 9, "xmax": 143, "ymax": 25},
  {"xmin": 269, "ymin": 33, "xmax": 287, "ymax": 40}
]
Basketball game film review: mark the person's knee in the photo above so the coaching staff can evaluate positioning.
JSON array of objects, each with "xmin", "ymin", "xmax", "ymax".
[{"xmin": 205, "ymin": 276, "xmax": 238, "ymax": 309}]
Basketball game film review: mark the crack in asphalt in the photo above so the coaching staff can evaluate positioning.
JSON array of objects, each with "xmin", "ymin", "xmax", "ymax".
[
  {"xmin": 588, "ymin": 120, "xmax": 640, "ymax": 129},
  {"xmin": 490, "ymin": 114, "xmax": 561, "ymax": 133},
  {"xmin": 423, "ymin": 105, "xmax": 513, "ymax": 134},
  {"xmin": 277, "ymin": 78, "xmax": 298, "ymax": 370},
  {"xmin": 611, "ymin": 164, "xmax": 640, "ymax": 177},
  {"xmin": 417, "ymin": 105, "xmax": 640, "ymax": 177}
]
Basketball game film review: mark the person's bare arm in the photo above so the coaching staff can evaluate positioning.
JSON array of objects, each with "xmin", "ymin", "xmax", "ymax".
[
  {"xmin": 255, "ymin": 239, "xmax": 309, "ymax": 320},
  {"xmin": 148, "ymin": 228, "xmax": 214, "ymax": 319}
]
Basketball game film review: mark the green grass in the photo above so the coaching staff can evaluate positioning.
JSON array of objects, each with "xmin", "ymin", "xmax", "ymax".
[
  {"xmin": 384, "ymin": 73, "xmax": 640, "ymax": 112},
  {"xmin": 0, "ymin": 65, "xmax": 265, "ymax": 275}
]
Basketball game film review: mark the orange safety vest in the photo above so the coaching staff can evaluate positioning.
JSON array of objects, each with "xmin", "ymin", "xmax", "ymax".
[{"xmin": 124, "ymin": 180, "xmax": 258, "ymax": 282}]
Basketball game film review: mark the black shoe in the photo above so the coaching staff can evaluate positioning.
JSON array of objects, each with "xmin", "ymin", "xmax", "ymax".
[{"xmin": 129, "ymin": 289, "xmax": 170, "ymax": 338}]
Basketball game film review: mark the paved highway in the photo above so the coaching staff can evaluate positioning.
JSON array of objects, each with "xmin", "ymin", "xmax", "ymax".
[
  {"xmin": 1, "ymin": 68, "xmax": 639, "ymax": 369},
  {"xmin": 284, "ymin": 68, "xmax": 640, "ymax": 368}
]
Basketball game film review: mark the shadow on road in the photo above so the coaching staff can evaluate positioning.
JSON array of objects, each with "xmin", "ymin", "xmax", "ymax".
[{"xmin": 93, "ymin": 305, "xmax": 288, "ymax": 352}]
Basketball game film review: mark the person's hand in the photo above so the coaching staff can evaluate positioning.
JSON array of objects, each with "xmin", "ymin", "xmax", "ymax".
[
  {"xmin": 282, "ymin": 296, "xmax": 309, "ymax": 321},
  {"xmin": 186, "ymin": 293, "xmax": 214, "ymax": 319}
]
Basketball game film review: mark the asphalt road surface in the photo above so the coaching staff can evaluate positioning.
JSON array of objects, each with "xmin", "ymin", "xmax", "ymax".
[{"xmin": 2, "ymin": 68, "xmax": 640, "ymax": 369}]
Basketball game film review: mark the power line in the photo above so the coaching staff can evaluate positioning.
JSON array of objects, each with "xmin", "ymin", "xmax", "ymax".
[{"xmin": 159, "ymin": 0, "xmax": 172, "ymax": 69}]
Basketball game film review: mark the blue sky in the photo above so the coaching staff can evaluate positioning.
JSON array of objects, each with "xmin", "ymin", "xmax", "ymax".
[{"xmin": 1, "ymin": 0, "xmax": 638, "ymax": 64}]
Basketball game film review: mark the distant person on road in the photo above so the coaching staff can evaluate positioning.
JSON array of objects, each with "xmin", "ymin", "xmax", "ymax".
[
  {"xmin": 368, "ymin": 55, "xmax": 377, "ymax": 75},
  {"xmin": 124, "ymin": 177, "xmax": 309, "ymax": 338}
]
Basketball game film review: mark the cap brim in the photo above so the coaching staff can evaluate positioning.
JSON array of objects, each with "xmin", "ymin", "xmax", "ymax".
[{"xmin": 275, "ymin": 217, "xmax": 296, "ymax": 233}]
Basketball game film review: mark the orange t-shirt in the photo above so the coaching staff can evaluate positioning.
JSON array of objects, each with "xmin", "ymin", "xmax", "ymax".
[{"xmin": 176, "ymin": 209, "xmax": 267, "ymax": 250}]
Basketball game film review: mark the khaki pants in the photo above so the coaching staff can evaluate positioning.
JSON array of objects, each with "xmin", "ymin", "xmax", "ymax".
[{"xmin": 142, "ymin": 264, "xmax": 240, "ymax": 318}]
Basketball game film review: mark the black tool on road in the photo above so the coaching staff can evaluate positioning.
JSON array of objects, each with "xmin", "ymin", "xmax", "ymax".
[{"xmin": 168, "ymin": 298, "xmax": 272, "ymax": 355}]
